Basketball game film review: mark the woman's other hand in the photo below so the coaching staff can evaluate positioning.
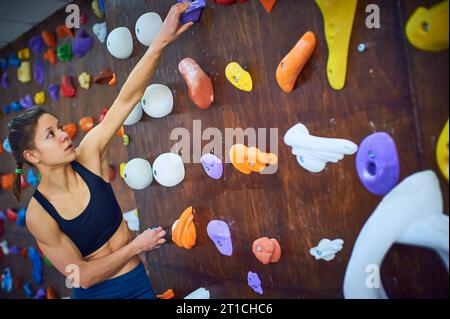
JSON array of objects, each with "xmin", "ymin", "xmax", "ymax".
[{"xmin": 133, "ymin": 227, "xmax": 167, "ymax": 253}]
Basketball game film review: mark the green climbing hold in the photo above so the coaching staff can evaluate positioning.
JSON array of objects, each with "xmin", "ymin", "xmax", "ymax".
[
  {"xmin": 123, "ymin": 135, "xmax": 130, "ymax": 146},
  {"xmin": 37, "ymin": 172, "xmax": 42, "ymax": 182},
  {"xmin": 57, "ymin": 43, "xmax": 72, "ymax": 62},
  {"xmin": 43, "ymin": 255, "xmax": 53, "ymax": 267}
]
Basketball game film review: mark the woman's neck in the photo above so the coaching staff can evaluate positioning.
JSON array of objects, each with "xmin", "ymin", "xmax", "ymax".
[{"xmin": 37, "ymin": 162, "xmax": 79, "ymax": 194}]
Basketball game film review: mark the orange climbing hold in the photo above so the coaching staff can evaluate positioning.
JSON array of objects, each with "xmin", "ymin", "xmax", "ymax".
[
  {"xmin": 56, "ymin": 25, "xmax": 75, "ymax": 38},
  {"xmin": 252, "ymin": 237, "xmax": 281, "ymax": 264},
  {"xmin": 276, "ymin": 31, "xmax": 316, "ymax": 93},
  {"xmin": 41, "ymin": 31, "xmax": 56, "ymax": 47},
  {"xmin": 172, "ymin": 206, "xmax": 196, "ymax": 249},
  {"xmin": 157, "ymin": 289, "xmax": 175, "ymax": 299},
  {"xmin": 108, "ymin": 73, "xmax": 117, "ymax": 86},
  {"xmin": 259, "ymin": 0, "xmax": 277, "ymax": 13},
  {"xmin": 1, "ymin": 174, "xmax": 14, "ymax": 191},
  {"xmin": 46, "ymin": 286, "xmax": 57, "ymax": 299},
  {"xmin": 44, "ymin": 48, "xmax": 57, "ymax": 65},
  {"xmin": 79, "ymin": 117, "xmax": 95, "ymax": 133},
  {"xmin": 63, "ymin": 123, "xmax": 77, "ymax": 140},
  {"xmin": 229, "ymin": 144, "xmax": 278, "ymax": 174}
]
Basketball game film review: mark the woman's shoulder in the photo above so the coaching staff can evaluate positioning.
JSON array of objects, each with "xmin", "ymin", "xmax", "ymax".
[{"xmin": 26, "ymin": 197, "xmax": 59, "ymax": 234}]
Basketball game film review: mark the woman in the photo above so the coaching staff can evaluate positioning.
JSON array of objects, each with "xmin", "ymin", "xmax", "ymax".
[{"xmin": 6, "ymin": 3, "xmax": 193, "ymax": 299}]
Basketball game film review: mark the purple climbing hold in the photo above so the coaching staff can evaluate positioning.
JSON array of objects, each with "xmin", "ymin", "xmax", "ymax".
[
  {"xmin": 34, "ymin": 288, "xmax": 46, "ymax": 299},
  {"xmin": 207, "ymin": 220, "xmax": 232, "ymax": 256},
  {"xmin": 201, "ymin": 153, "xmax": 223, "ymax": 179},
  {"xmin": 1, "ymin": 71, "xmax": 9, "ymax": 88},
  {"xmin": 247, "ymin": 271, "xmax": 263, "ymax": 295},
  {"xmin": 48, "ymin": 84, "xmax": 60, "ymax": 101},
  {"xmin": 8, "ymin": 245, "xmax": 20, "ymax": 255},
  {"xmin": 178, "ymin": 0, "xmax": 206, "ymax": 24},
  {"xmin": 33, "ymin": 59, "xmax": 45, "ymax": 85},
  {"xmin": 20, "ymin": 94, "xmax": 34, "ymax": 109},
  {"xmin": 29, "ymin": 35, "xmax": 45, "ymax": 54},
  {"xmin": 356, "ymin": 132, "xmax": 400, "ymax": 196},
  {"xmin": 72, "ymin": 29, "xmax": 94, "ymax": 58},
  {"xmin": 0, "ymin": 211, "xmax": 6, "ymax": 221}
]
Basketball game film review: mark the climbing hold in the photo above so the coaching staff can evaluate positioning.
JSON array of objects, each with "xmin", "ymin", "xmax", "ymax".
[
  {"xmin": 3, "ymin": 138, "xmax": 11, "ymax": 153},
  {"xmin": 120, "ymin": 163, "xmax": 126, "ymax": 179},
  {"xmin": 0, "ymin": 58, "xmax": 7, "ymax": 70},
  {"xmin": 79, "ymin": 117, "xmax": 95, "ymax": 133},
  {"xmin": 27, "ymin": 169, "xmax": 39, "ymax": 188},
  {"xmin": 172, "ymin": 206, "xmax": 196, "ymax": 249},
  {"xmin": 61, "ymin": 76, "xmax": 76, "ymax": 98},
  {"xmin": 17, "ymin": 48, "xmax": 30, "ymax": 60},
  {"xmin": 117, "ymin": 125, "xmax": 125, "ymax": 138},
  {"xmin": 80, "ymin": 13, "xmax": 88, "ymax": 26},
  {"xmin": 98, "ymin": 107, "xmax": 109, "ymax": 123},
  {"xmin": 276, "ymin": 31, "xmax": 316, "ymax": 93},
  {"xmin": 93, "ymin": 67, "xmax": 113, "ymax": 84},
  {"xmin": 0, "ymin": 240, "xmax": 9, "ymax": 254},
  {"xmin": 16, "ymin": 208, "xmax": 26, "ymax": 227},
  {"xmin": 91, "ymin": 0, "xmax": 104, "ymax": 18},
  {"xmin": 316, "ymin": 0, "xmax": 357, "ymax": 90},
  {"xmin": 108, "ymin": 73, "xmax": 116, "ymax": 86},
  {"xmin": 123, "ymin": 102, "xmax": 143, "ymax": 125},
  {"xmin": 310, "ymin": 238, "xmax": 343, "ymax": 261},
  {"xmin": 1, "ymin": 268, "xmax": 13, "ymax": 293},
  {"xmin": 201, "ymin": 153, "xmax": 223, "ymax": 179},
  {"xmin": 44, "ymin": 48, "xmax": 57, "ymax": 65},
  {"xmin": 141, "ymin": 84, "xmax": 174, "ymax": 118},
  {"xmin": 344, "ymin": 171, "xmax": 448, "ymax": 299},
  {"xmin": 57, "ymin": 43, "xmax": 73, "ymax": 62},
  {"xmin": 41, "ymin": 31, "xmax": 56, "ymax": 47},
  {"xmin": 436, "ymin": 120, "xmax": 449, "ymax": 181},
  {"xmin": 252, "ymin": 237, "xmax": 281, "ymax": 264},
  {"xmin": 93, "ymin": 22, "xmax": 107, "ymax": 43},
  {"xmin": 123, "ymin": 209, "xmax": 139, "ymax": 231},
  {"xmin": 17, "ymin": 61, "xmax": 31, "ymax": 83},
  {"xmin": 0, "ymin": 211, "xmax": 6, "ymax": 221},
  {"xmin": 56, "ymin": 25, "xmax": 75, "ymax": 38},
  {"xmin": 247, "ymin": 271, "xmax": 263, "ymax": 295},
  {"xmin": 1, "ymin": 174, "xmax": 14, "ymax": 191},
  {"xmin": 8, "ymin": 54, "xmax": 21, "ymax": 68},
  {"xmin": 123, "ymin": 134, "xmax": 130, "ymax": 146},
  {"xmin": 72, "ymin": 29, "xmax": 94, "ymax": 58},
  {"xmin": 9, "ymin": 245, "xmax": 20, "ymax": 255},
  {"xmin": 48, "ymin": 84, "xmax": 60, "ymax": 101},
  {"xmin": 1, "ymin": 71, "xmax": 8, "ymax": 89},
  {"xmin": 23, "ymin": 281, "xmax": 33, "ymax": 297},
  {"xmin": 229, "ymin": 144, "xmax": 278, "ymax": 174},
  {"xmin": 28, "ymin": 247, "xmax": 43, "ymax": 285},
  {"xmin": 184, "ymin": 287, "xmax": 210, "ymax": 299},
  {"xmin": 157, "ymin": 289, "xmax": 175, "ymax": 299},
  {"xmin": 33, "ymin": 59, "xmax": 45, "ymax": 85},
  {"xmin": 406, "ymin": 0, "xmax": 449, "ymax": 52},
  {"xmin": 11, "ymin": 101, "xmax": 23, "ymax": 112},
  {"xmin": 78, "ymin": 72, "xmax": 91, "ymax": 89},
  {"xmin": 207, "ymin": 220, "xmax": 232, "ymax": 256},
  {"xmin": 179, "ymin": 58, "xmax": 214, "ymax": 109},
  {"xmin": 259, "ymin": 0, "xmax": 277, "ymax": 13},
  {"xmin": 1, "ymin": 104, "xmax": 9, "ymax": 115},
  {"xmin": 107, "ymin": 27, "xmax": 133, "ymax": 59},
  {"xmin": 29, "ymin": 35, "xmax": 44, "ymax": 54},
  {"xmin": 19, "ymin": 94, "xmax": 33, "ymax": 109},
  {"xmin": 34, "ymin": 288, "xmax": 46, "ymax": 299},
  {"xmin": 34, "ymin": 91, "xmax": 45, "ymax": 105},
  {"xmin": 178, "ymin": 0, "xmax": 206, "ymax": 24},
  {"xmin": 152, "ymin": 153, "xmax": 185, "ymax": 187},
  {"xmin": 135, "ymin": 12, "xmax": 163, "ymax": 46},
  {"xmin": 284, "ymin": 123, "xmax": 358, "ymax": 173},
  {"xmin": 356, "ymin": 132, "xmax": 400, "ymax": 196},
  {"xmin": 63, "ymin": 123, "xmax": 77, "ymax": 140},
  {"xmin": 225, "ymin": 62, "xmax": 253, "ymax": 92},
  {"xmin": 123, "ymin": 158, "xmax": 153, "ymax": 190},
  {"xmin": 46, "ymin": 286, "xmax": 57, "ymax": 299}
]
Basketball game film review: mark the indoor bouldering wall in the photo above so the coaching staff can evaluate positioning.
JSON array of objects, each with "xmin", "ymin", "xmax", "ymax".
[{"xmin": 1, "ymin": 0, "xmax": 448, "ymax": 299}]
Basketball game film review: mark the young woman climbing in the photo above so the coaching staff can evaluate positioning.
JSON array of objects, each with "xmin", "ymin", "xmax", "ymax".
[{"xmin": 6, "ymin": 3, "xmax": 193, "ymax": 299}]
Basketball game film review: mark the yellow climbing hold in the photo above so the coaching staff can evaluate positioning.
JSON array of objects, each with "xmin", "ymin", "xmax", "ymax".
[
  {"xmin": 78, "ymin": 72, "xmax": 91, "ymax": 89},
  {"xmin": 225, "ymin": 62, "xmax": 253, "ymax": 92},
  {"xmin": 436, "ymin": 120, "xmax": 449, "ymax": 182},
  {"xmin": 316, "ymin": 0, "xmax": 357, "ymax": 90},
  {"xmin": 120, "ymin": 163, "xmax": 126, "ymax": 178},
  {"xmin": 34, "ymin": 91, "xmax": 46, "ymax": 105},
  {"xmin": 17, "ymin": 61, "xmax": 31, "ymax": 83},
  {"xmin": 17, "ymin": 48, "xmax": 30, "ymax": 61},
  {"xmin": 406, "ymin": 0, "xmax": 449, "ymax": 52}
]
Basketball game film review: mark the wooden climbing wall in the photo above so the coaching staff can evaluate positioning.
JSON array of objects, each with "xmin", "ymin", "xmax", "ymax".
[{"xmin": 0, "ymin": 0, "xmax": 448, "ymax": 299}]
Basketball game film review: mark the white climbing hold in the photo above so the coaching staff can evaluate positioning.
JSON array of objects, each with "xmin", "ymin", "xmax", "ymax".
[
  {"xmin": 93, "ymin": 22, "xmax": 107, "ymax": 43},
  {"xmin": 184, "ymin": 287, "xmax": 211, "ymax": 299},
  {"xmin": 309, "ymin": 238, "xmax": 344, "ymax": 261},
  {"xmin": 123, "ymin": 209, "xmax": 139, "ymax": 231}
]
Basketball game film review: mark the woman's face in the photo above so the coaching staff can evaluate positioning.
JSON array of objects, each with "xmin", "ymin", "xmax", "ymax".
[{"xmin": 31, "ymin": 113, "xmax": 76, "ymax": 166}]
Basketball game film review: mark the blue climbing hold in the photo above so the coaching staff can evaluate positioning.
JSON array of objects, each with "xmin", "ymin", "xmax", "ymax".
[
  {"xmin": 16, "ymin": 208, "xmax": 26, "ymax": 227},
  {"xmin": 23, "ymin": 281, "xmax": 33, "ymax": 297},
  {"xmin": 8, "ymin": 53, "xmax": 21, "ymax": 68},
  {"xmin": 27, "ymin": 169, "xmax": 39, "ymax": 188},
  {"xmin": 0, "ymin": 58, "xmax": 8, "ymax": 70},
  {"xmin": 28, "ymin": 247, "xmax": 43, "ymax": 285},
  {"xmin": 11, "ymin": 101, "xmax": 23, "ymax": 112},
  {"xmin": 1, "ymin": 268, "xmax": 13, "ymax": 293},
  {"xmin": 3, "ymin": 138, "xmax": 12, "ymax": 153}
]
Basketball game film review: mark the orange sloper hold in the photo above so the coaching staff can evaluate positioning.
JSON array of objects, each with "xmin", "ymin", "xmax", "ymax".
[
  {"xmin": 157, "ymin": 289, "xmax": 175, "ymax": 299},
  {"xmin": 229, "ymin": 144, "xmax": 278, "ymax": 174},
  {"xmin": 276, "ymin": 31, "xmax": 317, "ymax": 93},
  {"xmin": 63, "ymin": 123, "xmax": 77, "ymax": 140},
  {"xmin": 259, "ymin": 0, "xmax": 277, "ymax": 13},
  {"xmin": 41, "ymin": 31, "xmax": 56, "ymax": 47},
  {"xmin": 56, "ymin": 25, "xmax": 75, "ymax": 38},
  {"xmin": 172, "ymin": 206, "xmax": 196, "ymax": 249},
  {"xmin": 252, "ymin": 237, "xmax": 281, "ymax": 264}
]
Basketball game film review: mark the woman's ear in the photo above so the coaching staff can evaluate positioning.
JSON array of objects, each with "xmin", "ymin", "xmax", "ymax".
[{"xmin": 23, "ymin": 149, "xmax": 40, "ymax": 165}]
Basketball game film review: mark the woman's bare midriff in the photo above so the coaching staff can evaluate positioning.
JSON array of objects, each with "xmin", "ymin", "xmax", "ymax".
[{"xmin": 84, "ymin": 219, "xmax": 140, "ymax": 280}]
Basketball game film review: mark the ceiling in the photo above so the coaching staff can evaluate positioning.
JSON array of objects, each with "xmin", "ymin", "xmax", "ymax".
[{"xmin": 0, "ymin": 0, "xmax": 73, "ymax": 50}]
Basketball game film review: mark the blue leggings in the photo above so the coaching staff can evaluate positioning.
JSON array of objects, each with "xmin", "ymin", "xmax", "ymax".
[{"xmin": 72, "ymin": 263, "xmax": 156, "ymax": 299}]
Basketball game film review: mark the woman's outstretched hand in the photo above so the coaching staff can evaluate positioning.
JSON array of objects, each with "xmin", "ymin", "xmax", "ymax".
[
  {"xmin": 152, "ymin": 2, "xmax": 194, "ymax": 50},
  {"xmin": 133, "ymin": 227, "xmax": 167, "ymax": 254}
]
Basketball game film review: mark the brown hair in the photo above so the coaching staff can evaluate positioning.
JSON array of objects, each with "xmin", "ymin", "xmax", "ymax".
[{"xmin": 7, "ymin": 106, "xmax": 56, "ymax": 202}]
